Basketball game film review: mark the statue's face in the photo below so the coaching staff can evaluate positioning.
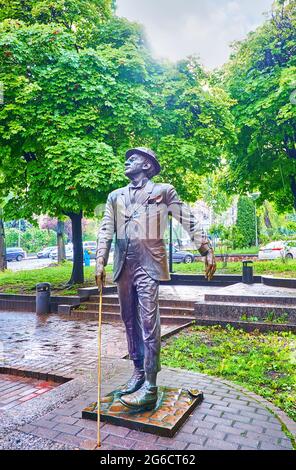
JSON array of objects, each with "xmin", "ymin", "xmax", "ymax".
[{"xmin": 125, "ymin": 153, "xmax": 151, "ymax": 178}]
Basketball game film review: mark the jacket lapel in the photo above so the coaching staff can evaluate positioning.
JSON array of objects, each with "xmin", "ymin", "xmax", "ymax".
[
  {"xmin": 131, "ymin": 180, "xmax": 155, "ymax": 215},
  {"xmin": 117, "ymin": 186, "xmax": 131, "ymax": 216},
  {"xmin": 118, "ymin": 180, "xmax": 155, "ymax": 219}
]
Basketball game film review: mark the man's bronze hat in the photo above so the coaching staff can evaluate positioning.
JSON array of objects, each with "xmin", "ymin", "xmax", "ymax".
[{"xmin": 125, "ymin": 147, "xmax": 161, "ymax": 177}]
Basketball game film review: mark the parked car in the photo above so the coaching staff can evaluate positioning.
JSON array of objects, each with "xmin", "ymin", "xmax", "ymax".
[
  {"xmin": 6, "ymin": 247, "xmax": 27, "ymax": 262},
  {"xmin": 284, "ymin": 241, "xmax": 296, "ymax": 259},
  {"xmin": 50, "ymin": 245, "xmax": 73, "ymax": 260},
  {"xmin": 167, "ymin": 247, "xmax": 195, "ymax": 264},
  {"xmin": 37, "ymin": 246, "xmax": 56, "ymax": 259},
  {"xmin": 83, "ymin": 241, "xmax": 97, "ymax": 259},
  {"xmin": 258, "ymin": 240, "xmax": 296, "ymax": 260}
]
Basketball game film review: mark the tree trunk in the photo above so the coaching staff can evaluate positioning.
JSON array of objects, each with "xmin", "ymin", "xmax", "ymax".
[
  {"xmin": 0, "ymin": 209, "xmax": 7, "ymax": 271},
  {"xmin": 57, "ymin": 219, "xmax": 66, "ymax": 263},
  {"xmin": 67, "ymin": 211, "xmax": 84, "ymax": 285},
  {"xmin": 263, "ymin": 201, "xmax": 272, "ymax": 229}
]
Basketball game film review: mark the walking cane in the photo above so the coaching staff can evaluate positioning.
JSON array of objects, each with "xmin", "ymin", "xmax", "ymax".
[{"xmin": 97, "ymin": 282, "xmax": 103, "ymax": 448}]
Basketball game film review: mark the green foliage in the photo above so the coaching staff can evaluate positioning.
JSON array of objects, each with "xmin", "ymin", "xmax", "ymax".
[
  {"xmin": 0, "ymin": 5, "xmax": 238, "ymax": 280},
  {"xmin": 0, "ymin": 1, "xmax": 112, "ymax": 33},
  {"xmin": 241, "ymin": 314, "xmax": 259, "ymax": 322},
  {"xmin": 162, "ymin": 325, "xmax": 296, "ymax": 421},
  {"xmin": 0, "ymin": 2, "xmax": 237, "ymax": 215},
  {"xmin": 154, "ymin": 58, "xmax": 236, "ymax": 201},
  {"xmin": 235, "ymin": 196, "xmax": 256, "ymax": 247},
  {"xmin": 173, "ymin": 258, "xmax": 296, "ymax": 277},
  {"xmin": 5, "ymin": 226, "xmax": 56, "ymax": 252},
  {"xmin": 264, "ymin": 311, "xmax": 289, "ymax": 324},
  {"xmin": 199, "ymin": 172, "xmax": 233, "ymax": 215},
  {"xmin": 223, "ymin": 0, "xmax": 296, "ymax": 211},
  {"xmin": 4, "ymin": 228, "xmax": 19, "ymax": 248},
  {"xmin": 0, "ymin": 16, "xmax": 162, "ymax": 220},
  {"xmin": 24, "ymin": 227, "xmax": 56, "ymax": 252}
]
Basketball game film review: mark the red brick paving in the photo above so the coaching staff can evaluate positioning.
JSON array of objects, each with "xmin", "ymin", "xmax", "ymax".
[{"xmin": 0, "ymin": 373, "xmax": 58, "ymax": 410}]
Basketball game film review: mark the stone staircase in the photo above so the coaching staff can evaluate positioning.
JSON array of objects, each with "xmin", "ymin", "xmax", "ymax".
[
  {"xmin": 193, "ymin": 292, "xmax": 296, "ymax": 332},
  {"xmin": 70, "ymin": 284, "xmax": 296, "ymax": 332},
  {"xmin": 71, "ymin": 293, "xmax": 196, "ymax": 325}
]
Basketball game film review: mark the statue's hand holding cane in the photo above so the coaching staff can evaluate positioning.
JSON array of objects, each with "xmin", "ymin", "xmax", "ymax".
[
  {"xmin": 199, "ymin": 244, "xmax": 216, "ymax": 281},
  {"xmin": 205, "ymin": 248, "xmax": 216, "ymax": 281},
  {"xmin": 95, "ymin": 256, "xmax": 106, "ymax": 291}
]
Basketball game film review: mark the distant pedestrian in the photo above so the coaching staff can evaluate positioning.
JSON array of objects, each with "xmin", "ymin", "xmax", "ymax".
[{"xmin": 83, "ymin": 248, "xmax": 90, "ymax": 267}]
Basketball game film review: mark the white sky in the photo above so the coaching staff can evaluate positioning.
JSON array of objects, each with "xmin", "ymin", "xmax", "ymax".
[{"xmin": 116, "ymin": 0, "xmax": 274, "ymax": 69}]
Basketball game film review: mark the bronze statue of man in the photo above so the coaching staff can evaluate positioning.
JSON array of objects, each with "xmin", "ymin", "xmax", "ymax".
[{"xmin": 96, "ymin": 147, "xmax": 216, "ymax": 411}]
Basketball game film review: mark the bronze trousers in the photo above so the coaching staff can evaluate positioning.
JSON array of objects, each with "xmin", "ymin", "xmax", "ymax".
[{"xmin": 117, "ymin": 255, "xmax": 161, "ymax": 374}]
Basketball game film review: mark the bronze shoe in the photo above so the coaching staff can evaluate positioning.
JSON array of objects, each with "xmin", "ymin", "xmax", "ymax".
[
  {"xmin": 119, "ymin": 383, "xmax": 158, "ymax": 411},
  {"xmin": 115, "ymin": 370, "xmax": 145, "ymax": 397}
]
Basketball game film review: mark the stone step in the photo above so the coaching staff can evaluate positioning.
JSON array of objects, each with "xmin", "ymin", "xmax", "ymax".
[
  {"xmin": 194, "ymin": 302, "xmax": 296, "ymax": 322},
  {"xmin": 87, "ymin": 295, "xmax": 196, "ymax": 309},
  {"xmin": 205, "ymin": 293, "xmax": 296, "ymax": 305},
  {"xmin": 80, "ymin": 302, "xmax": 194, "ymax": 316},
  {"xmin": 70, "ymin": 310, "xmax": 194, "ymax": 325},
  {"xmin": 194, "ymin": 317, "xmax": 296, "ymax": 333},
  {"xmin": 202, "ymin": 300, "xmax": 296, "ymax": 310}
]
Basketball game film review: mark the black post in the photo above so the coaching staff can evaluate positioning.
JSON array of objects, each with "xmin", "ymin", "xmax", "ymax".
[
  {"xmin": 169, "ymin": 212, "xmax": 173, "ymax": 273},
  {"xmin": 242, "ymin": 260, "xmax": 254, "ymax": 284}
]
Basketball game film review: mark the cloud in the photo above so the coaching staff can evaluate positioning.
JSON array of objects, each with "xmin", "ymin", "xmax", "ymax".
[{"xmin": 116, "ymin": 0, "xmax": 274, "ymax": 69}]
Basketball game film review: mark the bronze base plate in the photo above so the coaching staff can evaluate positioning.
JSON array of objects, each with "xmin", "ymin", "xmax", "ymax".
[{"xmin": 82, "ymin": 386, "xmax": 203, "ymax": 437}]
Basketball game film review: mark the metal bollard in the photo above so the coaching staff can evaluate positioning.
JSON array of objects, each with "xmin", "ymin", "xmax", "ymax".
[
  {"xmin": 242, "ymin": 260, "xmax": 254, "ymax": 284},
  {"xmin": 36, "ymin": 282, "xmax": 51, "ymax": 314}
]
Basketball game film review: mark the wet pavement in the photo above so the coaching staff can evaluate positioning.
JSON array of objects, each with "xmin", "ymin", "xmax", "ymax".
[
  {"xmin": 0, "ymin": 312, "xmax": 179, "ymax": 366},
  {"xmin": 0, "ymin": 310, "xmax": 294, "ymax": 450},
  {"xmin": 218, "ymin": 282, "xmax": 296, "ymax": 297},
  {"xmin": 0, "ymin": 312, "xmax": 129, "ymax": 363},
  {"xmin": 159, "ymin": 285, "xmax": 224, "ymax": 302},
  {"xmin": 159, "ymin": 282, "xmax": 296, "ymax": 301}
]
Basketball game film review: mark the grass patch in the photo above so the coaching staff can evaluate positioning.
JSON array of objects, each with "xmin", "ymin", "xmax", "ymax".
[
  {"xmin": 240, "ymin": 312, "xmax": 290, "ymax": 324},
  {"xmin": 0, "ymin": 258, "xmax": 296, "ymax": 295},
  {"xmin": 0, "ymin": 262, "xmax": 109, "ymax": 295},
  {"xmin": 174, "ymin": 259, "xmax": 296, "ymax": 277},
  {"xmin": 162, "ymin": 325, "xmax": 296, "ymax": 422}
]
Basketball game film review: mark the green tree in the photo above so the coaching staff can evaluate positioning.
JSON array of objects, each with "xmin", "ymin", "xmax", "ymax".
[
  {"xmin": 199, "ymin": 171, "xmax": 233, "ymax": 215},
  {"xmin": 223, "ymin": 0, "xmax": 296, "ymax": 211},
  {"xmin": 4, "ymin": 228, "xmax": 19, "ymax": 248},
  {"xmin": 21, "ymin": 227, "xmax": 57, "ymax": 252},
  {"xmin": 154, "ymin": 58, "xmax": 236, "ymax": 201},
  {"xmin": 0, "ymin": 3, "xmax": 159, "ymax": 283},
  {"xmin": 235, "ymin": 196, "xmax": 256, "ymax": 248},
  {"xmin": 0, "ymin": 1, "xmax": 237, "ymax": 282},
  {"xmin": 0, "ymin": 0, "xmax": 111, "ymax": 28}
]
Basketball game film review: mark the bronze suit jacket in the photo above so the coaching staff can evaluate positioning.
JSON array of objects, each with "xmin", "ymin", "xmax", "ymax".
[{"xmin": 96, "ymin": 179, "xmax": 208, "ymax": 282}]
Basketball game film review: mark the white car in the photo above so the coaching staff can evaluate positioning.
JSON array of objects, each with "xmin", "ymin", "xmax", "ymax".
[
  {"xmin": 50, "ymin": 245, "xmax": 73, "ymax": 260},
  {"xmin": 285, "ymin": 241, "xmax": 296, "ymax": 259},
  {"xmin": 37, "ymin": 246, "xmax": 56, "ymax": 258},
  {"xmin": 258, "ymin": 240, "xmax": 296, "ymax": 260}
]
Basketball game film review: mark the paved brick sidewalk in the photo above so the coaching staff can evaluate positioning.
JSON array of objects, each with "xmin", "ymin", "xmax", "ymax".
[
  {"xmin": 1, "ymin": 361, "xmax": 292, "ymax": 451},
  {"xmin": 0, "ymin": 311, "xmax": 294, "ymax": 450}
]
